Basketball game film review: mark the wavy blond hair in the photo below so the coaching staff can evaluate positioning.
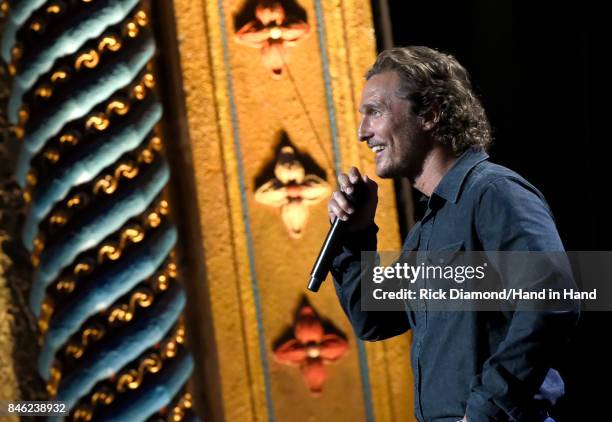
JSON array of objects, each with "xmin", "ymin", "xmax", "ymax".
[{"xmin": 366, "ymin": 46, "xmax": 492, "ymax": 154}]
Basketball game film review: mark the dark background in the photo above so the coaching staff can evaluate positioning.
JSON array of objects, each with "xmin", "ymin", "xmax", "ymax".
[{"xmin": 371, "ymin": 0, "xmax": 610, "ymax": 419}]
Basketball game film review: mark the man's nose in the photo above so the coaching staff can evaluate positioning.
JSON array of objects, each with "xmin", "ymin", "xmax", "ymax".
[{"xmin": 358, "ymin": 119, "xmax": 373, "ymax": 142}]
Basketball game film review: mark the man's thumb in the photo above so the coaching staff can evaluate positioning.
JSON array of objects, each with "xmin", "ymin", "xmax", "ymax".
[{"xmin": 363, "ymin": 174, "xmax": 378, "ymax": 190}]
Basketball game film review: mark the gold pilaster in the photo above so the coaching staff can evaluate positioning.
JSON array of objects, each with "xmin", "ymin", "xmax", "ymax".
[{"xmin": 170, "ymin": 0, "xmax": 415, "ymax": 420}]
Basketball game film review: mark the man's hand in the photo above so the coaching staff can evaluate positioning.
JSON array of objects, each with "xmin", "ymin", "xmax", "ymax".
[{"xmin": 327, "ymin": 167, "xmax": 378, "ymax": 232}]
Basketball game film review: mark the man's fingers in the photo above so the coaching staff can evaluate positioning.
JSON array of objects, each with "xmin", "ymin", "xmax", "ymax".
[
  {"xmin": 337, "ymin": 173, "xmax": 353, "ymax": 194},
  {"xmin": 328, "ymin": 170, "xmax": 377, "ymax": 230},
  {"xmin": 332, "ymin": 191, "xmax": 354, "ymax": 214},
  {"xmin": 348, "ymin": 167, "xmax": 362, "ymax": 184},
  {"xmin": 328, "ymin": 198, "xmax": 350, "ymax": 221}
]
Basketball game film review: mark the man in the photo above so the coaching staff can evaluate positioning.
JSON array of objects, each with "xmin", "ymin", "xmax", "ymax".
[{"xmin": 327, "ymin": 47, "xmax": 579, "ymax": 422}]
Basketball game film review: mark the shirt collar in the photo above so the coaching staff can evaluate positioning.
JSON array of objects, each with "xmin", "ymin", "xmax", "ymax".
[{"xmin": 431, "ymin": 147, "xmax": 489, "ymax": 205}]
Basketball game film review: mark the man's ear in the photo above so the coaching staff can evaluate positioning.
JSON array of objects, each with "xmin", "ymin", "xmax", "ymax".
[{"xmin": 421, "ymin": 105, "xmax": 441, "ymax": 132}]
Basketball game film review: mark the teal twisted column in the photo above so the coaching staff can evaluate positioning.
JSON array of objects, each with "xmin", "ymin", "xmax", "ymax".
[{"xmin": 1, "ymin": 1, "xmax": 197, "ymax": 420}]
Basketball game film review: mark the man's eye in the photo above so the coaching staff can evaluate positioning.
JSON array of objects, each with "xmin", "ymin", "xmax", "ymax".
[{"xmin": 372, "ymin": 110, "xmax": 382, "ymax": 117}]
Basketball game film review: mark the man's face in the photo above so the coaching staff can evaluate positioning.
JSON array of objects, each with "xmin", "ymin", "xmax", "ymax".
[{"xmin": 358, "ymin": 71, "xmax": 431, "ymax": 180}]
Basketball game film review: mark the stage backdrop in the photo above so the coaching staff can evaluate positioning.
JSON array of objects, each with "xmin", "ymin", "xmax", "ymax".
[{"xmin": 163, "ymin": 0, "xmax": 415, "ymax": 421}]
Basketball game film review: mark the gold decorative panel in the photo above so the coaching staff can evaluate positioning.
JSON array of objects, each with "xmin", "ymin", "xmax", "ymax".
[{"xmin": 169, "ymin": 0, "xmax": 415, "ymax": 420}]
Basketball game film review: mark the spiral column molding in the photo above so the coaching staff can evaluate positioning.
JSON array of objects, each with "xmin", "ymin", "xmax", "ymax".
[{"xmin": 1, "ymin": 1, "xmax": 198, "ymax": 420}]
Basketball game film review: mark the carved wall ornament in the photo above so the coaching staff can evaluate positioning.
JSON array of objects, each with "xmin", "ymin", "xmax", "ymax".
[
  {"xmin": 254, "ymin": 145, "xmax": 330, "ymax": 238},
  {"xmin": 273, "ymin": 304, "xmax": 348, "ymax": 395},
  {"xmin": 1, "ymin": 0, "xmax": 195, "ymax": 418},
  {"xmin": 235, "ymin": 0, "xmax": 310, "ymax": 78}
]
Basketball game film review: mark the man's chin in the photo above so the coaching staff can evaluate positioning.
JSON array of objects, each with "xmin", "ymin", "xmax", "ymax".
[{"xmin": 375, "ymin": 166, "xmax": 395, "ymax": 179}]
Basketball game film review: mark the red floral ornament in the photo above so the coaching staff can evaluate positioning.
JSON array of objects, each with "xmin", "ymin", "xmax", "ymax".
[
  {"xmin": 273, "ymin": 305, "xmax": 348, "ymax": 395},
  {"xmin": 234, "ymin": 0, "xmax": 310, "ymax": 78}
]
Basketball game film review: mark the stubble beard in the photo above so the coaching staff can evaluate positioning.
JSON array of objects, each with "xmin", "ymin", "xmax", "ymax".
[{"xmin": 384, "ymin": 126, "xmax": 428, "ymax": 181}]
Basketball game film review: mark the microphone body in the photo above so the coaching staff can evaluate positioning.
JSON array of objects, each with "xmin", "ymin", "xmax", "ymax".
[
  {"xmin": 307, "ymin": 182, "xmax": 365, "ymax": 292},
  {"xmin": 307, "ymin": 218, "xmax": 348, "ymax": 292}
]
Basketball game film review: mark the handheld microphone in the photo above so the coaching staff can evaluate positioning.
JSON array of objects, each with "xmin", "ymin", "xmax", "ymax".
[{"xmin": 307, "ymin": 181, "xmax": 364, "ymax": 292}]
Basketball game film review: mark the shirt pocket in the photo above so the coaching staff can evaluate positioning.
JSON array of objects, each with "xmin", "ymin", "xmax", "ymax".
[
  {"xmin": 425, "ymin": 240, "xmax": 466, "ymax": 318},
  {"xmin": 426, "ymin": 240, "xmax": 465, "ymax": 265}
]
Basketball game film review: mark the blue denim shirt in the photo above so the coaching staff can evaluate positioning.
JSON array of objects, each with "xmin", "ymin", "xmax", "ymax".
[{"xmin": 331, "ymin": 147, "xmax": 580, "ymax": 422}]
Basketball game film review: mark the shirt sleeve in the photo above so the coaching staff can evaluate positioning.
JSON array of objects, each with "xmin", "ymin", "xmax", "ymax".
[
  {"xmin": 467, "ymin": 177, "xmax": 580, "ymax": 421},
  {"xmin": 331, "ymin": 224, "xmax": 411, "ymax": 341}
]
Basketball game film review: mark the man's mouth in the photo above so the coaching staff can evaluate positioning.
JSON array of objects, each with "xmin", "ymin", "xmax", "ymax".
[{"xmin": 370, "ymin": 145, "xmax": 386, "ymax": 154}]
